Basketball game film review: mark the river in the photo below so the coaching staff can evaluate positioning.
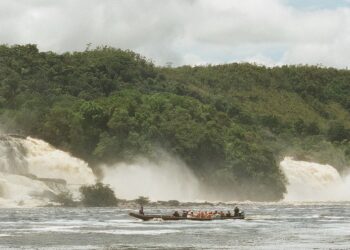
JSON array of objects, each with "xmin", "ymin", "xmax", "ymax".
[{"xmin": 1, "ymin": 202, "xmax": 349, "ymax": 249}]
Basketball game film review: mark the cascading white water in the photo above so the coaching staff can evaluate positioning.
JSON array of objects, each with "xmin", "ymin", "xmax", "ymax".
[
  {"xmin": 0, "ymin": 135, "xmax": 95, "ymax": 207},
  {"xmin": 280, "ymin": 157, "xmax": 350, "ymax": 201},
  {"xmin": 102, "ymin": 153, "xmax": 200, "ymax": 201},
  {"xmin": 23, "ymin": 137, "xmax": 95, "ymax": 187}
]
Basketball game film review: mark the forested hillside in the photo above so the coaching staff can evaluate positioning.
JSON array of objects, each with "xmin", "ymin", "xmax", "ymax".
[{"xmin": 1, "ymin": 44, "xmax": 350, "ymax": 201}]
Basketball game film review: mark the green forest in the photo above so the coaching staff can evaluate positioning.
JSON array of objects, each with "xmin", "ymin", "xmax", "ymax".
[{"xmin": 1, "ymin": 44, "xmax": 350, "ymax": 201}]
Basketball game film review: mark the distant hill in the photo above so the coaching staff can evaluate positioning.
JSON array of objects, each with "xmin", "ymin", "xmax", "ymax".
[{"xmin": 1, "ymin": 44, "xmax": 350, "ymax": 201}]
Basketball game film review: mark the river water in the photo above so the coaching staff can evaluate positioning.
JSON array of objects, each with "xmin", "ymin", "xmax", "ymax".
[{"xmin": 0, "ymin": 202, "xmax": 349, "ymax": 249}]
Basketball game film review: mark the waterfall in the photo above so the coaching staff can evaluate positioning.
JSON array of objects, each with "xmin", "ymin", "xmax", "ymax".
[
  {"xmin": 280, "ymin": 157, "xmax": 350, "ymax": 201},
  {"xmin": 0, "ymin": 135, "xmax": 95, "ymax": 207}
]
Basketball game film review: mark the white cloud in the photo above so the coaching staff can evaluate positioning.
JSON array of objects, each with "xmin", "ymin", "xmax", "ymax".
[{"xmin": 0, "ymin": 0, "xmax": 349, "ymax": 68}]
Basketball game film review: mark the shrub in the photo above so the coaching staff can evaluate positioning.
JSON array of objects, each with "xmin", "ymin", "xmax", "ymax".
[
  {"xmin": 79, "ymin": 183, "xmax": 118, "ymax": 207},
  {"xmin": 167, "ymin": 200, "xmax": 180, "ymax": 206},
  {"xmin": 55, "ymin": 191, "xmax": 76, "ymax": 207}
]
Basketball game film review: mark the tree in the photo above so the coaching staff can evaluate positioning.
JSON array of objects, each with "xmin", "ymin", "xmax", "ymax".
[
  {"xmin": 327, "ymin": 121, "xmax": 349, "ymax": 142},
  {"xmin": 294, "ymin": 119, "xmax": 306, "ymax": 134},
  {"xmin": 305, "ymin": 121, "xmax": 320, "ymax": 135},
  {"xmin": 134, "ymin": 196, "xmax": 150, "ymax": 206}
]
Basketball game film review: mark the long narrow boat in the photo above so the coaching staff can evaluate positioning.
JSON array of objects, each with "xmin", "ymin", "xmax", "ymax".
[{"xmin": 129, "ymin": 212, "xmax": 245, "ymax": 221}]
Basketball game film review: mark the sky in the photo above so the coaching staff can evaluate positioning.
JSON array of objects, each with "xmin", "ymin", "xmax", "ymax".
[{"xmin": 0, "ymin": 0, "xmax": 349, "ymax": 68}]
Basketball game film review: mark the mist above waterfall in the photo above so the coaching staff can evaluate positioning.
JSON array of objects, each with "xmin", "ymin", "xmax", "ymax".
[
  {"xmin": 281, "ymin": 157, "xmax": 350, "ymax": 201},
  {"xmin": 101, "ymin": 152, "xmax": 201, "ymax": 201}
]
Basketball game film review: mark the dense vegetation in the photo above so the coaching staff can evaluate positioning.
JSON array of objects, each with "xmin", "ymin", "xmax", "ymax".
[{"xmin": 1, "ymin": 44, "xmax": 350, "ymax": 201}]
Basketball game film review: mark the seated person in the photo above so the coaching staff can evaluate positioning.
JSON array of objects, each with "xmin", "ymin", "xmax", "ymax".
[{"xmin": 173, "ymin": 211, "xmax": 180, "ymax": 217}]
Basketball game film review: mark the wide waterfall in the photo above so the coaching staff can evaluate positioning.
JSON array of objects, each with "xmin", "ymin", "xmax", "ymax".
[
  {"xmin": 3, "ymin": 134, "xmax": 350, "ymax": 206},
  {"xmin": 280, "ymin": 157, "xmax": 350, "ymax": 201},
  {"xmin": 0, "ymin": 135, "xmax": 95, "ymax": 207}
]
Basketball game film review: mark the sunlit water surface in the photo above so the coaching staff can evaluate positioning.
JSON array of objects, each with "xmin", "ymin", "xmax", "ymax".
[{"xmin": 0, "ymin": 202, "xmax": 350, "ymax": 249}]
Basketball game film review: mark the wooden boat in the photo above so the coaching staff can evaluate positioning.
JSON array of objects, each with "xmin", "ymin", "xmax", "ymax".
[
  {"xmin": 129, "ymin": 212, "xmax": 245, "ymax": 221},
  {"xmin": 129, "ymin": 212, "xmax": 186, "ymax": 221}
]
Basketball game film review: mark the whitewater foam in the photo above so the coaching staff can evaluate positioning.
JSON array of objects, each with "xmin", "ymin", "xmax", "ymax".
[
  {"xmin": 23, "ymin": 137, "xmax": 95, "ymax": 187},
  {"xmin": 281, "ymin": 157, "xmax": 350, "ymax": 201},
  {"xmin": 0, "ymin": 172, "xmax": 56, "ymax": 207},
  {"xmin": 0, "ymin": 135, "xmax": 95, "ymax": 207}
]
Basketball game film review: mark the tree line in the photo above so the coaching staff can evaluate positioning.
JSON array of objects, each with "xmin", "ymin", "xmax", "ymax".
[{"xmin": 1, "ymin": 44, "xmax": 350, "ymax": 201}]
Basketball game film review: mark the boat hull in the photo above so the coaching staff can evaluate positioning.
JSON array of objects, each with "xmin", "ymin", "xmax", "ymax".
[{"xmin": 129, "ymin": 212, "xmax": 245, "ymax": 221}]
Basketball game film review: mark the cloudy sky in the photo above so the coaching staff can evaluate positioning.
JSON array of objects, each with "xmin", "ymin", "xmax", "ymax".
[{"xmin": 0, "ymin": 0, "xmax": 349, "ymax": 67}]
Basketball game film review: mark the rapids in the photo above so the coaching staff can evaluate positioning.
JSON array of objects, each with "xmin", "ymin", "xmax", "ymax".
[
  {"xmin": 1, "ymin": 203, "xmax": 350, "ymax": 249},
  {"xmin": 0, "ymin": 135, "xmax": 95, "ymax": 207}
]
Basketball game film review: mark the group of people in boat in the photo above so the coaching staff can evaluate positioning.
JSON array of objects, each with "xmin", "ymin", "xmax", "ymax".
[
  {"xmin": 172, "ymin": 206, "xmax": 242, "ymax": 218},
  {"xmin": 139, "ymin": 205, "xmax": 242, "ymax": 218}
]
